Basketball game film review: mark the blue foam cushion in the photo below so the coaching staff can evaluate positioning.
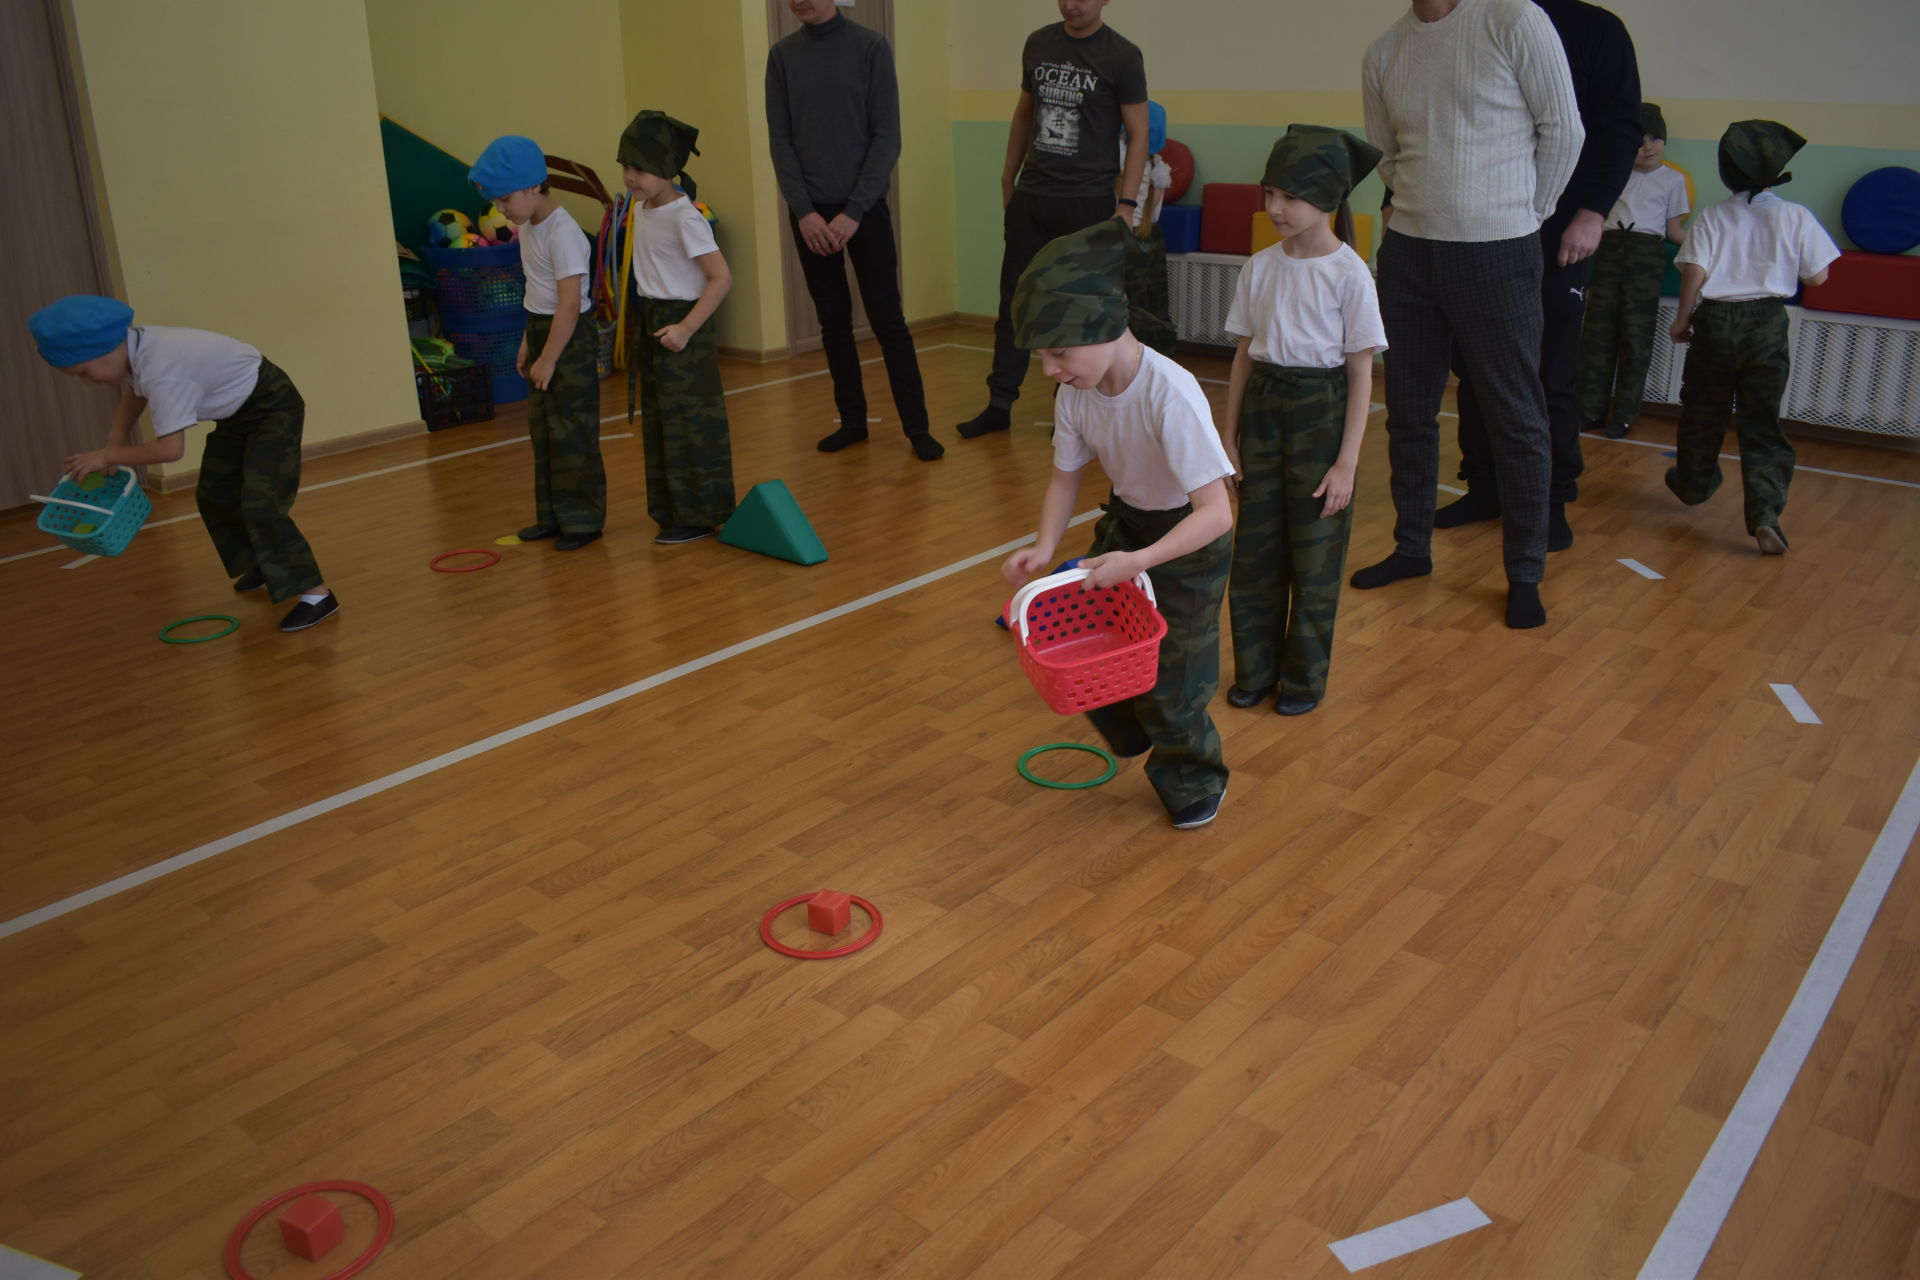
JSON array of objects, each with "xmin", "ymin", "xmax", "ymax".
[{"xmin": 1842, "ymin": 167, "xmax": 1920, "ymax": 255}]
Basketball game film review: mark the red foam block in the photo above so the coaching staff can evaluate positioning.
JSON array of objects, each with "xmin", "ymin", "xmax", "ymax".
[
  {"xmin": 1800, "ymin": 251, "xmax": 1920, "ymax": 322},
  {"xmin": 278, "ymin": 1194, "xmax": 344, "ymax": 1261},
  {"xmin": 808, "ymin": 891, "xmax": 852, "ymax": 936},
  {"xmin": 1200, "ymin": 183, "xmax": 1263, "ymax": 255}
]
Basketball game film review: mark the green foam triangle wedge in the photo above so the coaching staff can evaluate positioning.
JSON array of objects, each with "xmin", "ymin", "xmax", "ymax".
[{"xmin": 718, "ymin": 479, "xmax": 828, "ymax": 565}]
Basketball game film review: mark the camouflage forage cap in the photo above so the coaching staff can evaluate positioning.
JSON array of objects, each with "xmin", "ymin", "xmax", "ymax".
[
  {"xmin": 1719, "ymin": 119, "xmax": 1805, "ymax": 194},
  {"xmin": 1012, "ymin": 219, "xmax": 1133, "ymax": 350},
  {"xmin": 1261, "ymin": 124, "xmax": 1382, "ymax": 213},
  {"xmin": 620, "ymin": 110, "xmax": 702, "ymax": 200},
  {"xmin": 1641, "ymin": 103, "xmax": 1668, "ymax": 142}
]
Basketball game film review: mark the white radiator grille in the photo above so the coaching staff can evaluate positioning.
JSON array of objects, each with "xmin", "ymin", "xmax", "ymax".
[
  {"xmin": 1644, "ymin": 298, "xmax": 1682, "ymax": 405},
  {"xmin": 1167, "ymin": 253, "xmax": 1246, "ymax": 348},
  {"xmin": 1783, "ymin": 313, "xmax": 1920, "ymax": 438}
]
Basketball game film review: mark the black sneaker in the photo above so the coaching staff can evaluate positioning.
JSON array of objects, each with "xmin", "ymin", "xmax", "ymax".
[
  {"xmin": 279, "ymin": 593, "xmax": 339, "ymax": 632},
  {"xmin": 554, "ymin": 531, "xmax": 603, "ymax": 551},
  {"xmin": 1170, "ymin": 788, "xmax": 1226, "ymax": 830},
  {"xmin": 1275, "ymin": 695, "xmax": 1319, "ymax": 716},
  {"xmin": 1604, "ymin": 421, "xmax": 1631, "ymax": 439},
  {"xmin": 232, "ymin": 568, "xmax": 266, "ymax": 592},
  {"xmin": 1226, "ymin": 685, "xmax": 1271, "ymax": 709},
  {"xmin": 518, "ymin": 524, "xmax": 559, "ymax": 541},
  {"xmin": 956, "ymin": 406, "xmax": 1011, "ymax": 439},
  {"xmin": 655, "ymin": 526, "xmax": 715, "ymax": 545},
  {"xmin": 908, "ymin": 431, "xmax": 945, "ymax": 461}
]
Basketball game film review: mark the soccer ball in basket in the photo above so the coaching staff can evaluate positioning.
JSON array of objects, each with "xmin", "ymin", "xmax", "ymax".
[
  {"xmin": 426, "ymin": 209, "xmax": 474, "ymax": 249},
  {"xmin": 478, "ymin": 204, "xmax": 518, "ymax": 244}
]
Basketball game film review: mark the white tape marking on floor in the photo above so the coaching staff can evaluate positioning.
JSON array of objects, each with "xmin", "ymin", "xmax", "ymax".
[
  {"xmin": 1768, "ymin": 683, "xmax": 1822, "ymax": 725},
  {"xmin": 0, "ymin": 509, "xmax": 1102, "ymax": 939},
  {"xmin": 1620, "ymin": 558, "xmax": 1665, "ymax": 580},
  {"xmin": 1437, "ymin": 483, "xmax": 1467, "ymax": 496},
  {"xmin": 1597, "ymin": 434, "xmax": 1920, "ymax": 490},
  {"xmin": 1638, "ymin": 752, "xmax": 1920, "ymax": 1279},
  {"xmin": 0, "ymin": 1243, "xmax": 81, "ymax": 1279},
  {"xmin": 58, "ymin": 555, "xmax": 97, "ymax": 570},
  {"xmin": 1329, "ymin": 1198, "xmax": 1492, "ymax": 1272}
]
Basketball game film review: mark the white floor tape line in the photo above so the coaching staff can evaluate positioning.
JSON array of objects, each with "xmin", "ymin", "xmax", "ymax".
[
  {"xmin": 1638, "ymin": 753, "xmax": 1920, "ymax": 1279},
  {"xmin": 1769, "ymin": 683, "xmax": 1822, "ymax": 725},
  {"xmin": 1620, "ymin": 558, "xmax": 1665, "ymax": 580},
  {"xmin": 0, "ymin": 1244, "xmax": 81, "ymax": 1279},
  {"xmin": 0, "ymin": 509, "xmax": 1103, "ymax": 940},
  {"xmin": 58, "ymin": 555, "xmax": 97, "ymax": 570},
  {"xmin": 1437, "ymin": 483, "xmax": 1467, "ymax": 496},
  {"xmin": 1329, "ymin": 1198, "xmax": 1492, "ymax": 1272},
  {"xmin": 1598, "ymin": 434, "xmax": 1920, "ymax": 491}
]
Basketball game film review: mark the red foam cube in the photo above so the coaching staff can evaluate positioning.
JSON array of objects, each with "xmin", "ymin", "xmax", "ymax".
[
  {"xmin": 279, "ymin": 1194, "xmax": 344, "ymax": 1261},
  {"xmin": 1800, "ymin": 251, "xmax": 1920, "ymax": 322},
  {"xmin": 1200, "ymin": 183, "xmax": 1263, "ymax": 255},
  {"xmin": 807, "ymin": 891, "xmax": 852, "ymax": 936}
]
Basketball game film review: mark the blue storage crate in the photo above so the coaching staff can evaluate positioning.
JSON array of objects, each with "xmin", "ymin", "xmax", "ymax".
[
  {"xmin": 1160, "ymin": 203, "xmax": 1202, "ymax": 254},
  {"xmin": 32, "ymin": 466, "xmax": 151, "ymax": 556},
  {"xmin": 443, "ymin": 307, "xmax": 529, "ymax": 404}
]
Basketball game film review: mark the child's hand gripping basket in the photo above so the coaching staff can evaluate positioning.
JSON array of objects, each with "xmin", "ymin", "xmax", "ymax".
[
  {"xmin": 30, "ymin": 466, "xmax": 152, "ymax": 556},
  {"xmin": 1007, "ymin": 567, "xmax": 1167, "ymax": 714}
]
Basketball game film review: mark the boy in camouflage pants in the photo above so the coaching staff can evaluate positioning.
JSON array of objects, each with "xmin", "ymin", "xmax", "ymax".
[
  {"xmin": 1668, "ymin": 120, "xmax": 1839, "ymax": 554},
  {"xmin": 1000, "ymin": 220, "xmax": 1236, "ymax": 830}
]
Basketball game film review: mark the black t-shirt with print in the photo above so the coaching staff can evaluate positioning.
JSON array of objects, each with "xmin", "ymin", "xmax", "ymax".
[{"xmin": 1016, "ymin": 23, "xmax": 1148, "ymax": 198}]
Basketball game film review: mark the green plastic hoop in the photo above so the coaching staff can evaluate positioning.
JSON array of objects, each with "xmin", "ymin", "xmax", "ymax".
[
  {"xmin": 159, "ymin": 613, "xmax": 240, "ymax": 645},
  {"xmin": 1017, "ymin": 742, "xmax": 1119, "ymax": 790}
]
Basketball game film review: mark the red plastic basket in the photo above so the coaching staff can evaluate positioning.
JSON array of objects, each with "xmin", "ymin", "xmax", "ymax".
[{"xmin": 1008, "ymin": 569, "xmax": 1167, "ymax": 714}]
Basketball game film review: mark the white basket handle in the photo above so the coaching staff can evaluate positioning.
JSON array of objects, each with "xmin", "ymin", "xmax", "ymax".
[
  {"xmin": 28, "ymin": 466, "xmax": 136, "ymax": 520},
  {"xmin": 1011, "ymin": 567, "xmax": 1157, "ymax": 643}
]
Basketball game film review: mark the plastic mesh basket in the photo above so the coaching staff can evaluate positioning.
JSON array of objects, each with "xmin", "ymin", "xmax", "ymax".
[
  {"xmin": 442, "ymin": 308, "xmax": 529, "ymax": 405},
  {"xmin": 32, "ymin": 466, "xmax": 151, "ymax": 556},
  {"xmin": 1008, "ymin": 569, "xmax": 1167, "ymax": 715},
  {"xmin": 423, "ymin": 242, "xmax": 525, "ymax": 315}
]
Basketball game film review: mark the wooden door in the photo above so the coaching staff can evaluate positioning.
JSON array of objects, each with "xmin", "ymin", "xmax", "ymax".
[
  {"xmin": 1, "ymin": 0, "xmax": 118, "ymax": 510},
  {"xmin": 765, "ymin": 0, "xmax": 902, "ymax": 356}
]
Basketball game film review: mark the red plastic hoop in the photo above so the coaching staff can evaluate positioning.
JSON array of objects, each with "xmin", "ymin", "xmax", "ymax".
[
  {"xmin": 759, "ymin": 894, "xmax": 884, "ymax": 959},
  {"xmin": 224, "ymin": 1180, "xmax": 393, "ymax": 1280},
  {"xmin": 430, "ymin": 548, "xmax": 500, "ymax": 573}
]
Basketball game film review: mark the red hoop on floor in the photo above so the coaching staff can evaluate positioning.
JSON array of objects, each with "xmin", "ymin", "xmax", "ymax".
[
  {"xmin": 224, "ymin": 1180, "xmax": 393, "ymax": 1280},
  {"xmin": 759, "ymin": 894, "xmax": 884, "ymax": 959},
  {"xmin": 430, "ymin": 548, "xmax": 500, "ymax": 573}
]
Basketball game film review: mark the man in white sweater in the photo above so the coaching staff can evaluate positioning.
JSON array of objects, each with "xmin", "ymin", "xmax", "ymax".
[{"xmin": 1353, "ymin": 0, "xmax": 1582, "ymax": 629}]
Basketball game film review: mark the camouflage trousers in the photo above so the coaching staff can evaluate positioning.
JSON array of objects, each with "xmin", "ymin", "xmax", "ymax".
[
  {"xmin": 1670, "ymin": 298, "xmax": 1795, "ymax": 533},
  {"xmin": 196, "ymin": 359, "xmax": 322, "ymax": 603},
  {"xmin": 1083, "ymin": 493, "xmax": 1232, "ymax": 813},
  {"xmin": 1228, "ymin": 363, "xmax": 1352, "ymax": 701},
  {"xmin": 1577, "ymin": 229, "xmax": 1668, "ymax": 428},
  {"xmin": 1124, "ymin": 222, "xmax": 1179, "ymax": 357},
  {"xmin": 628, "ymin": 297, "xmax": 735, "ymax": 530},
  {"xmin": 524, "ymin": 311, "xmax": 607, "ymax": 533}
]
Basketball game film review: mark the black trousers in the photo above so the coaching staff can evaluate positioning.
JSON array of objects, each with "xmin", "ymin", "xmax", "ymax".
[
  {"xmin": 789, "ymin": 196, "xmax": 928, "ymax": 436},
  {"xmin": 1455, "ymin": 209, "xmax": 1594, "ymax": 505},
  {"xmin": 987, "ymin": 190, "xmax": 1117, "ymax": 408}
]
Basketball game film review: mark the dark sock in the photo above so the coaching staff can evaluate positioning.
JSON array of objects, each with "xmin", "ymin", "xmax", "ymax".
[
  {"xmin": 1434, "ymin": 492, "xmax": 1501, "ymax": 528},
  {"xmin": 817, "ymin": 424, "xmax": 869, "ymax": 453},
  {"xmin": 1547, "ymin": 503, "xmax": 1573, "ymax": 553},
  {"xmin": 956, "ymin": 405, "xmax": 1011, "ymax": 438},
  {"xmin": 908, "ymin": 431, "xmax": 945, "ymax": 461},
  {"xmin": 1506, "ymin": 581, "xmax": 1546, "ymax": 629},
  {"xmin": 1349, "ymin": 552, "xmax": 1432, "ymax": 590}
]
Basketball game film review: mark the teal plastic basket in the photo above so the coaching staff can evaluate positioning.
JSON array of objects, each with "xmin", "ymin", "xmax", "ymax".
[{"xmin": 32, "ymin": 466, "xmax": 152, "ymax": 556}]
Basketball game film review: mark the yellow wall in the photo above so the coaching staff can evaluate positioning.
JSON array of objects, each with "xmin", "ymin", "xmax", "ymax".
[
  {"xmin": 68, "ymin": 0, "xmax": 419, "ymax": 479},
  {"xmin": 366, "ymin": 0, "xmax": 629, "ymax": 232},
  {"xmin": 895, "ymin": 4, "xmax": 955, "ymax": 325}
]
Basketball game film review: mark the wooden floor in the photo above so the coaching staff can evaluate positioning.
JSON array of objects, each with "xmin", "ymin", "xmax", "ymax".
[{"xmin": 2, "ymin": 325, "xmax": 1917, "ymax": 1279}]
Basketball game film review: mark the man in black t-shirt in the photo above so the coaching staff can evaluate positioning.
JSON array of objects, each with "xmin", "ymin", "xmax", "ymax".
[{"xmin": 956, "ymin": 0, "xmax": 1149, "ymax": 439}]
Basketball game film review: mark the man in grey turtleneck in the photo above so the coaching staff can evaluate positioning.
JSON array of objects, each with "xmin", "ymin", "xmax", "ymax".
[{"xmin": 767, "ymin": 0, "xmax": 943, "ymax": 461}]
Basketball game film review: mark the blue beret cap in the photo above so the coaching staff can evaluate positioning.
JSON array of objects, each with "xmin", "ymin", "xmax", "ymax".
[
  {"xmin": 28, "ymin": 295, "xmax": 134, "ymax": 368},
  {"xmin": 469, "ymin": 135, "xmax": 547, "ymax": 199}
]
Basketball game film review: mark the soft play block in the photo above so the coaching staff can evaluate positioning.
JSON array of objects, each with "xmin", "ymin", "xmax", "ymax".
[
  {"xmin": 719, "ymin": 479, "xmax": 828, "ymax": 565},
  {"xmin": 1249, "ymin": 212, "xmax": 1376, "ymax": 261},
  {"xmin": 1800, "ymin": 251, "xmax": 1920, "ymax": 321},
  {"xmin": 1200, "ymin": 184, "xmax": 1262, "ymax": 255},
  {"xmin": 807, "ymin": 891, "xmax": 851, "ymax": 935},
  {"xmin": 1159, "ymin": 203, "xmax": 1201, "ymax": 253},
  {"xmin": 279, "ymin": 1195, "xmax": 345, "ymax": 1261}
]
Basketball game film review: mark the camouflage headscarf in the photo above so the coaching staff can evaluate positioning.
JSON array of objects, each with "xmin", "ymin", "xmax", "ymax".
[
  {"xmin": 1719, "ymin": 119, "xmax": 1804, "ymax": 197},
  {"xmin": 1640, "ymin": 103, "xmax": 1667, "ymax": 142},
  {"xmin": 620, "ymin": 110, "xmax": 702, "ymax": 201},
  {"xmin": 1012, "ymin": 219, "xmax": 1133, "ymax": 350},
  {"xmin": 1260, "ymin": 124, "xmax": 1382, "ymax": 213}
]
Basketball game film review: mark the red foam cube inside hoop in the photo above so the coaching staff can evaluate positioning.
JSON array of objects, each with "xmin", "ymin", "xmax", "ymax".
[
  {"xmin": 279, "ymin": 1193, "xmax": 345, "ymax": 1261},
  {"xmin": 807, "ymin": 891, "xmax": 852, "ymax": 936}
]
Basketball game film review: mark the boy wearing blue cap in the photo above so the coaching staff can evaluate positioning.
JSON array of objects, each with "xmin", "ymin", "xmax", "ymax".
[
  {"xmin": 29, "ymin": 296, "xmax": 338, "ymax": 631},
  {"xmin": 471, "ymin": 135, "xmax": 606, "ymax": 550}
]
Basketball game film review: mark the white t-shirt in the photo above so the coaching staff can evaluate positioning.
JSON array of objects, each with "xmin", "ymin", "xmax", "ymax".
[
  {"xmin": 630, "ymin": 196, "xmax": 720, "ymax": 302},
  {"xmin": 519, "ymin": 205, "xmax": 593, "ymax": 315},
  {"xmin": 126, "ymin": 326, "xmax": 262, "ymax": 435},
  {"xmin": 1677, "ymin": 192, "xmax": 1840, "ymax": 302},
  {"xmin": 1224, "ymin": 243, "xmax": 1387, "ymax": 370},
  {"xmin": 1053, "ymin": 347, "xmax": 1234, "ymax": 512},
  {"xmin": 1605, "ymin": 165, "xmax": 1689, "ymax": 236}
]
